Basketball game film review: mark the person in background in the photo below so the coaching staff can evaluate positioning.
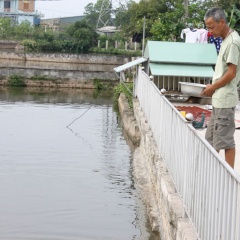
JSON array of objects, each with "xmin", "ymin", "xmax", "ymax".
[{"xmin": 202, "ymin": 7, "xmax": 240, "ymax": 169}]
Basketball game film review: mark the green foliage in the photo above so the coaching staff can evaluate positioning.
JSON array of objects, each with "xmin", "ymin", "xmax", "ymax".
[
  {"xmin": 1, "ymin": 0, "xmax": 239, "ymax": 55},
  {"xmin": 150, "ymin": 4, "xmax": 185, "ymax": 41},
  {"xmin": 114, "ymin": 83, "xmax": 133, "ymax": 109},
  {"xmin": 226, "ymin": 5, "xmax": 240, "ymax": 32},
  {"xmin": 14, "ymin": 21, "xmax": 33, "ymax": 39},
  {"xmin": 66, "ymin": 20, "xmax": 98, "ymax": 52},
  {"xmin": 93, "ymin": 79, "xmax": 104, "ymax": 90},
  {"xmin": 111, "ymin": 32, "xmax": 126, "ymax": 42},
  {"xmin": 84, "ymin": 0, "xmax": 110, "ymax": 28},
  {"xmin": 93, "ymin": 79, "xmax": 113, "ymax": 91},
  {"xmin": 0, "ymin": 18, "xmax": 15, "ymax": 39},
  {"xmin": 8, "ymin": 75, "xmax": 26, "ymax": 87},
  {"xmin": 148, "ymin": 0, "xmax": 211, "ymax": 42},
  {"xmin": 97, "ymin": 32, "xmax": 127, "ymax": 49},
  {"xmin": 186, "ymin": 1, "xmax": 213, "ymax": 27},
  {"xmin": 121, "ymin": 0, "xmax": 176, "ymax": 40},
  {"xmin": 90, "ymin": 47, "xmax": 141, "ymax": 56},
  {"xmin": 0, "ymin": 16, "xmax": 98, "ymax": 53},
  {"xmin": 216, "ymin": 0, "xmax": 240, "ymax": 14},
  {"xmin": 21, "ymin": 39, "xmax": 37, "ymax": 51}
]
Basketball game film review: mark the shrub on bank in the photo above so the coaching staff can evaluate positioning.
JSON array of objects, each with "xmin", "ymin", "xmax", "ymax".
[
  {"xmin": 114, "ymin": 83, "xmax": 133, "ymax": 109},
  {"xmin": 90, "ymin": 47, "xmax": 141, "ymax": 56},
  {"xmin": 8, "ymin": 75, "xmax": 26, "ymax": 87}
]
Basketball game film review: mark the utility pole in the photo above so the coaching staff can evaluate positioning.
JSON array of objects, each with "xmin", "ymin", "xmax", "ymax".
[{"xmin": 142, "ymin": 16, "xmax": 146, "ymax": 56}]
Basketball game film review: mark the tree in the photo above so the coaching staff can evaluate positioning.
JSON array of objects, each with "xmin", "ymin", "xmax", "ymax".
[
  {"xmin": 66, "ymin": 20, "xmax": 98, "ymax": 52},
  {"xmin": 84, "ymin": 0, "xmax": 110, "ymax": 28},
  {"xmin": 84, "ymin": 2, "xmax": 100, "ymax": 28},
  {"xmin": 215, "ymin": 0, "xmax": 240, "ymax": 13},
  {"xmin": 186, "ymin": 0, "xmax": 213, "ymax": 27},
  {"xmin": 14, "ymin": 21, "xmax": 33, "ymax": 39},
  {"xmin": 225, "ymin": 4, "xmax": 240, "ymax": 32},
  {"xmin": 150, "ymin": 4, "xmax": 185, "ymax": 41},
  {"xmin": 0, "ymin": 17, "xmax": 15, "ymax": 39},
  {"xmin": 114, "ymin": 1, "xmax": 133, "ymax": 29},
  {"xmin": 120, "ymin": 0, "xmax": 183, "ymax": 41}
]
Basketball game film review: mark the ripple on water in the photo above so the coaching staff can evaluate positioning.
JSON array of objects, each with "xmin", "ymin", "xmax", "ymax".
[{"xmin": 0, "ymin": 89, "xmax": 160, "ymax": 240}]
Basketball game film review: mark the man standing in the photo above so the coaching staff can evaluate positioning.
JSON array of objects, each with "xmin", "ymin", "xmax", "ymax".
[{"xmin": 202, "ymin": 7, "xmax": 240, "ymax": 168}]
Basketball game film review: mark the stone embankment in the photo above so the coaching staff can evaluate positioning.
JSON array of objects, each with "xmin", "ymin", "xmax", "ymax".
[
  {"xmin": 0, "ymin": 52, "xmax": 131, "ymax": 88},
  {"xmin": 0, "ymin": 40, "xmax": 18, "ymax": 50},
  {"xmin": 0, "ymin": 51, "xmax": 129, "ymax": 65},
  {"xmin": 118, "ymin": 93, "xmax": 198, "ymax": 240}
]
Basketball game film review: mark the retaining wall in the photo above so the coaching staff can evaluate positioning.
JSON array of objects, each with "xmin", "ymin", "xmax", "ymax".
[
  {"xmin": 0, "ymin": 52, "xmax": 131, "ymax": 87},
  {"xmin": 0, "ymin": 52, "xmax": 130, "ymax": 65},
  {"xmin": 118, "ymin": 93, "xmax": 198, "ymax": 240}
]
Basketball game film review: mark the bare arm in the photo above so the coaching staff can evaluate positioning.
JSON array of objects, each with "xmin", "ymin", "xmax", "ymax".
[{"xmin": 202, "ymin": 63, "xmax": 237, "ymax": 97}]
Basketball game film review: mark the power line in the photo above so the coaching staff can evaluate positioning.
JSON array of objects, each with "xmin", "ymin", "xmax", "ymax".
[{"xmin": 37, "ymin": 7, "xmax": 80, "ymax": 15}]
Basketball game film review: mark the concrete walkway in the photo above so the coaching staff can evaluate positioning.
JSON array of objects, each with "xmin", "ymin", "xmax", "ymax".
[{"xmin": 173, "ymin": 102, "xmax": 240, "ymax": 175}]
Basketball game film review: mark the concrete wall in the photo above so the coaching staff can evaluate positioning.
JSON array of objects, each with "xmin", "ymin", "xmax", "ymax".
[
  {"xmin": 0, "ymin": 52, "xmax": 131, "ymax": 87},
  {"xmin": 0, "ymin": 51, "xmax": 130, "ymax": 65},
  {"xmin": 118, "ymin": 93, "xmax": 198, "ymax": 240},
  {"xmin": 0, "ymin": 67, "xmax": 117, "ymax": 80},
  {"xmin": 0, "ymin": 41, "xmax": 18, "ymax": 49}
]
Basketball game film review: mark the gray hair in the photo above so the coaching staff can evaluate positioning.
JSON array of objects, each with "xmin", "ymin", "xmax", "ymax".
[{"xmin": 204, "ymin": 7, "xmax": 228, "ymax": 23}]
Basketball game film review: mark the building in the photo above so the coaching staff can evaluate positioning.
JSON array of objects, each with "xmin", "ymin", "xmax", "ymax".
[
  {"xmin": 96, "ymin": 26, "xmax": 121, "ymax": 37},
  {"xmin": 40, "ymin": 16, "xmax": 85, "ymax": 32},
  {"xmin": 115, "ymin": 41, "xmax": 217, "ymax": 94},
  {"xmin": 0, "ymin": 0, "xmax": 39, "ymax": 25}
]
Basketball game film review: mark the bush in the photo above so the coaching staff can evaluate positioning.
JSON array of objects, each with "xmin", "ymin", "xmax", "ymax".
[
  {"xmin": 114, "ymin": 83, "xmax": 133, "ymax": 108},
  {"xmin": 8, "ymin": 75, "xmax": 26, "ymax": 87},
  {"xmin": 21, "ymin": 39, "xmax": 37, "ymax": 51}
]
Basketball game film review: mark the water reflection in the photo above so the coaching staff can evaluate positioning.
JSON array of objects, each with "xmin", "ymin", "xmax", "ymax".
[
  {"xmin": 0, "ymin": 87, "xmax": 160, "ymax": 240},
  {"xmin": 0, "ymin": 87, "xmax": 113, "ymax": 105}
]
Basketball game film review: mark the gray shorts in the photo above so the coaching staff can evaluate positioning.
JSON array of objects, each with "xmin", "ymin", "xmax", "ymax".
[{"xmin": 205, "ymin": 107, "xmax": 235, "ymax": 150}]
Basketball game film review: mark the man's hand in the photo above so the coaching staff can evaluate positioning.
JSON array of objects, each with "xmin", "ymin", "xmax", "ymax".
[
  {"xmin": 201, "ymin": 63, "xmax": 236, "ymax": 97},
  {"xmin": 201, "ymin": 84, "xmax": 216, "ymax": 97}
]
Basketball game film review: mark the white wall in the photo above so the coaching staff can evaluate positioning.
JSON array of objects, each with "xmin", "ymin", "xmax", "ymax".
[{"xmin": 18, "ymin": 15, "xmax": 34, "ymax": 25}]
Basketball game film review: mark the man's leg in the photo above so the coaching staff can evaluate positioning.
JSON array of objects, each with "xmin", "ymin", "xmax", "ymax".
[{"xmin": 225, "ymin": 148, "xmax": 235, "ymax": 168}]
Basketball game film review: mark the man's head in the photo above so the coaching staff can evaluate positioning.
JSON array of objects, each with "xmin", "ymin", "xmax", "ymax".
[{"xmin": 204, "ymin": 8, "xmax": 229, "ymax": 38}]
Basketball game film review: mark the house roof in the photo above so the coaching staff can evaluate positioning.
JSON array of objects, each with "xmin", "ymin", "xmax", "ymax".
[
  {"xmin": 114, "ymin": 40, "xmax": 217, "ymax": 78},
  {"xmin": 144, "ymin": 41, "xmax": 217, "ymax": 65},
  {"xmin": 96, "ymin": 26, "xmax": 121, "ymax": 33},
  {"xmin": 150, "ymin": 63, "xmax": 214, "ymax": 77}
]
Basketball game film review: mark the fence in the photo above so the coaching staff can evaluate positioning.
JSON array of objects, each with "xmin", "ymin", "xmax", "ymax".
[
  {"xmin": 97, "ymin": 40, "xmax": 141, "ymax": 51},
  {"xmin": 134, "ymin": 68, "xmax": 240, "ymax": 240}
]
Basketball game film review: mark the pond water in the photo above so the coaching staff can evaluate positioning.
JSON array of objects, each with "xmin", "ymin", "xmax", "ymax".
[{"xmin": 0, "ymin": 88, "xmax": 160, "ymax": 240}]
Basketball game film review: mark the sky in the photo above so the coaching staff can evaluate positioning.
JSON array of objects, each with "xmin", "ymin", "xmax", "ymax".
[{"xmin": 35, "ymin": 0, "xmax": 98, "ymax": 19}]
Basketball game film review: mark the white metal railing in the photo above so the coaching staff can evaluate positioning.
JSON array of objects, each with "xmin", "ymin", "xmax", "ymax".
[{"xmin": 134, "ymin": 68, "xmax": 240, "ymax": 240}]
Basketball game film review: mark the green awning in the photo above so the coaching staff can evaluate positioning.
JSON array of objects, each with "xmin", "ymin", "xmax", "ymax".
[
  {"xmin": 144, "ymin": 41, "xmax": 217, "ymax": 65},
  {"xmin": 114, "ymin": 57, "xmax": 147, "ymax": 73},
  {"xmin": 150, "ymin": 63, "xmax": 214, "ymax": 78}
]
